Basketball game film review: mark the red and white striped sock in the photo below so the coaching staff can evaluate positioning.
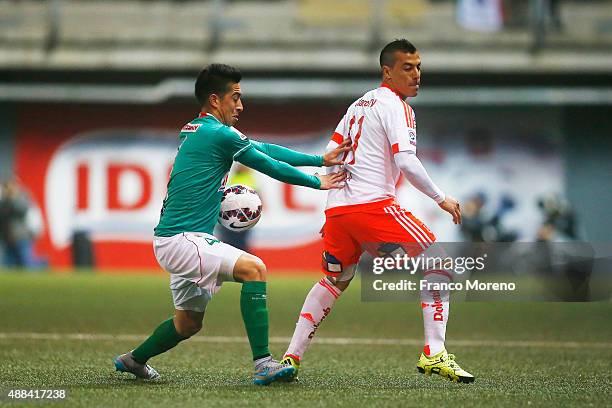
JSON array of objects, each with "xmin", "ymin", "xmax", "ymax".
[
  {"xmin": 285, "ymin": 278, "xmax": 341, "ymax": 361},
  {"xmin": 421, "ymin": 270, "xmax": 451, "ymax": 357}
]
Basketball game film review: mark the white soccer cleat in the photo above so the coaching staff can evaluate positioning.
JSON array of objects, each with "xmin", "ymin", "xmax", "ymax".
[
  {"xmin": 253, "ymin": 357, "xmax": 296, "ymax": 385},
  {"xmin": 113, "ymin": 352, "xmax": 161, "ymax": 380}
]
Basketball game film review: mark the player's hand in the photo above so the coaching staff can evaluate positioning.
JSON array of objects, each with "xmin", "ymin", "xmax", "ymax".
[
  {"xmin": 316, "ymin": 171, "xmax": 347, "ymax": 190},
  {"xmin": 322, "ymin": 139, "xmax": 352, "ymax": 166},
  {"xmin": 439, "ymin": 195, "xmax": 462, "ymax": 225}
]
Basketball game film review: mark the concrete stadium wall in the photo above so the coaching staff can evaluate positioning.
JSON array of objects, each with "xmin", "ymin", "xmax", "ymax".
[
  {"xmin": 565, "ymin": 107, "xmax": 612, "ymax": 242},
  {"xmin": 0, "ymin": 104, "xmax": 15, "ymax": 180}
]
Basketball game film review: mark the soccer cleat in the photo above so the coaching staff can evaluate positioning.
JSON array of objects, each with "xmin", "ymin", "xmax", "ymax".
[
  {"xmin": 416, "ymin": 349, "xmax": 475, "ymax": 383},
  {"xmin": 253, "ymin": 358, "xmax": 296, "ymax": 386},
  {"xmin": 279, "ymin": 354, "xmax": 301, "ymax": 382},
  {"xmin": 113, "ymin": 352, "xmax": 161, "ymax": 380}
]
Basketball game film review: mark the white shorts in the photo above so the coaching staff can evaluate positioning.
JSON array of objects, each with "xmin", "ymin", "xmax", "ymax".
[{"xmin": 153, "ymin": 232, "xmax": 245, "ymax": 312}]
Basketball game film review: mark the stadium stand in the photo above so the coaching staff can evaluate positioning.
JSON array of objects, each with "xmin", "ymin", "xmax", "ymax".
[{"xmin": 1, "ymin": 0, "xmax": 611, "ymax": 71}]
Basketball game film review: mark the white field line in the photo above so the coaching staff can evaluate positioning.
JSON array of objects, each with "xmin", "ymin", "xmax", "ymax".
[{"xmin": 0, "ymin": 332, "xmax": 610, "ymax": 349}]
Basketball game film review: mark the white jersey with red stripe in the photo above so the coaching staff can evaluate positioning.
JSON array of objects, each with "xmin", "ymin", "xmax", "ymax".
[{"xmin": 326, "ymin": 84, "xmax": 417, "ymax": 212}]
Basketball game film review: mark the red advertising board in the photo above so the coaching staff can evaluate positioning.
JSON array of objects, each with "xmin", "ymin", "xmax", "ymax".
[
  {"xmin": 15, "ymin": 103, "xmax": 346, "ymax": 272},
  {"xmin": 13, "ymin": 102, "xmax": 565, "ymax": 271}
]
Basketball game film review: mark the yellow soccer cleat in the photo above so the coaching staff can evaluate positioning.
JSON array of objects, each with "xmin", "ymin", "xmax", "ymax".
[
  {"xmin": 416, "ymin": 349, "xmax": 475, "ymax": 383},
  {"xmin": 279, "ymin": 354, "xmax": 301, "ymax": 382}
]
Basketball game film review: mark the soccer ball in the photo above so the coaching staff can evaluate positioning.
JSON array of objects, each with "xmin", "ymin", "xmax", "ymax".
[{"xmin": 218, "ymin": 185, "xmax": 262, "ymax": 231}]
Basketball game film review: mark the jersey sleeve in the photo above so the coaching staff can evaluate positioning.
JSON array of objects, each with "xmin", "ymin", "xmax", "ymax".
[
  {"xmin": 381, "ymin": 100, "xmax": 417, "ymax": 154},
  {"xmin": 250, "ymin": 140, "xmax": 323, "ymax": 167},
  {"xmin": 394, "ymin": 151, "xmax": 445, "ymax": 203},
  {"xmin": 220, "ymin": 126, "xmax": 253, "ymax": 160},
  {"xmin": 236, "ymin": 147, "xmax": 321, "ymax": 189}
]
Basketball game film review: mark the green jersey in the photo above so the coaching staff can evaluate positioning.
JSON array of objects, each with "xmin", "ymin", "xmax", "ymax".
[{"xmin": 155, "ymin": 113, "xmax": 323, "ymax": 237}]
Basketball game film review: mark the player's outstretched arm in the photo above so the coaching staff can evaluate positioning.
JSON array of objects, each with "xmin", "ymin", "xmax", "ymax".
[
  {"xmin": 394, "ymin": 151, "xmax": 461, "ymax": 225},
  {"xmin": 250, "ymin": 140, "xmax": 322, "ymax": 167},
  {"xmin": 250, "ymin": 139, "xmax": 351, "ymax": 167},
  {"xmin": 236, "ymin": 146, "xmax": 345, "ymax": 190}
]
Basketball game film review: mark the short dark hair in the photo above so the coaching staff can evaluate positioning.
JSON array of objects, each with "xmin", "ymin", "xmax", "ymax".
[
  {"xmin": 194, "ymin": 63, "xmax": 242, "ymax": 106},
  {"xmin": 379, "ymin": 39, "xmax": 418, "ymax": 68}
]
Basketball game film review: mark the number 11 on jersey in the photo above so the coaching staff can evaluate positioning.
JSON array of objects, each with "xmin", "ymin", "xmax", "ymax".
[{"xmin": 346, "ymin": 115, "xmax": 364, "ymax": 165}]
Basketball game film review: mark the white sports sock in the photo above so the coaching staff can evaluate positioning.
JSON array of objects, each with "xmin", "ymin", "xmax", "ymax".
[
  {"xmin": 285, "ymin": 278, "xmax": 341, "ymax": 361},
  {"xmin": 421, "ymin": 269, "xmax": 451, "ymax": 357}
]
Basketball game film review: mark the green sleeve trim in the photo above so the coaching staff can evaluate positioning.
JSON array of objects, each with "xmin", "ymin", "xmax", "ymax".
[{"xmin": 237, "ymin": 147, "xmax": 321, "ymax": 189}]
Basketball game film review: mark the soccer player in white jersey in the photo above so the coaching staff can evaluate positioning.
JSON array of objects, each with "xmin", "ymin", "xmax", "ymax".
[{"xmin": 281, "ymin": 39, "xmax": 474, "ymax": 383}]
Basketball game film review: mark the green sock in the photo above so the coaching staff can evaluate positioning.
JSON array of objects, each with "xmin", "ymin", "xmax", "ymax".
[
  {"xmin": 131, "ymin": 317, "xmax": 187, "ymax": 364},
  {"xmin": 240, "ymin": 281, "xmax": 270, "ymax": 360}
]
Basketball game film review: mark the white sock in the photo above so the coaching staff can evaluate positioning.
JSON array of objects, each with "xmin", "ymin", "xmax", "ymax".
[
  {"xmin": 285, "ymin": 278, "xmax": 341, "ymax": 361},
  {"xmin": 421, "ymin": 269, "xmax": 451, "ymax": 357}
]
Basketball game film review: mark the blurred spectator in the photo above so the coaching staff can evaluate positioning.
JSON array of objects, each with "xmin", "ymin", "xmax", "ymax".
[
  {"xmin": 498, "ymin": 0, "xmax": 563, "ymax": 30},
  {"xmin": 460, "ymin": 192, "xmax": 487, "ymax": 242},
  {"xmin": 0, "ymin": 178, "xmax": 45, "ymax": 268},
  {"xmin": 218, "ymin": 164, "xmax": 257, "ymax": 252},
  {"xmin": 536, "ymin": 194, "xmax": 578, "ymax": 241},
  {"xmin": 457, "ymin": 0, "xmax": 504, "ymax": 32},
  {"xmin": 502, "ymin": 0, "xmax": 529, "ymax": 28},
  {"xmin": 548, "ymin": 0, "xmax": 563, "ymax": 31},
  {"xmin": 487, "ymin": 194, "xmax": 518, "ymax": 242},
  {"xmin": 535, "ymin": 194, "xmax": 592, "ymax": 300},
  {"xmin": 461, "ymin": 192, "xmax": 518, "ymax": 242}
]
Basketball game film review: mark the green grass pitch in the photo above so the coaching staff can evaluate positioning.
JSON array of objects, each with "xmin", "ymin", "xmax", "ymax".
[{"xmin": 1, "ymin": 271, "xmax": 611, "ymax": 407}]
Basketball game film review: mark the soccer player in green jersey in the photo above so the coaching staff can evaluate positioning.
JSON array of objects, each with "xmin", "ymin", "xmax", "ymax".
[{"xmin": 113, "ymin": 64, "xmax": 349, "ymax": 385}]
